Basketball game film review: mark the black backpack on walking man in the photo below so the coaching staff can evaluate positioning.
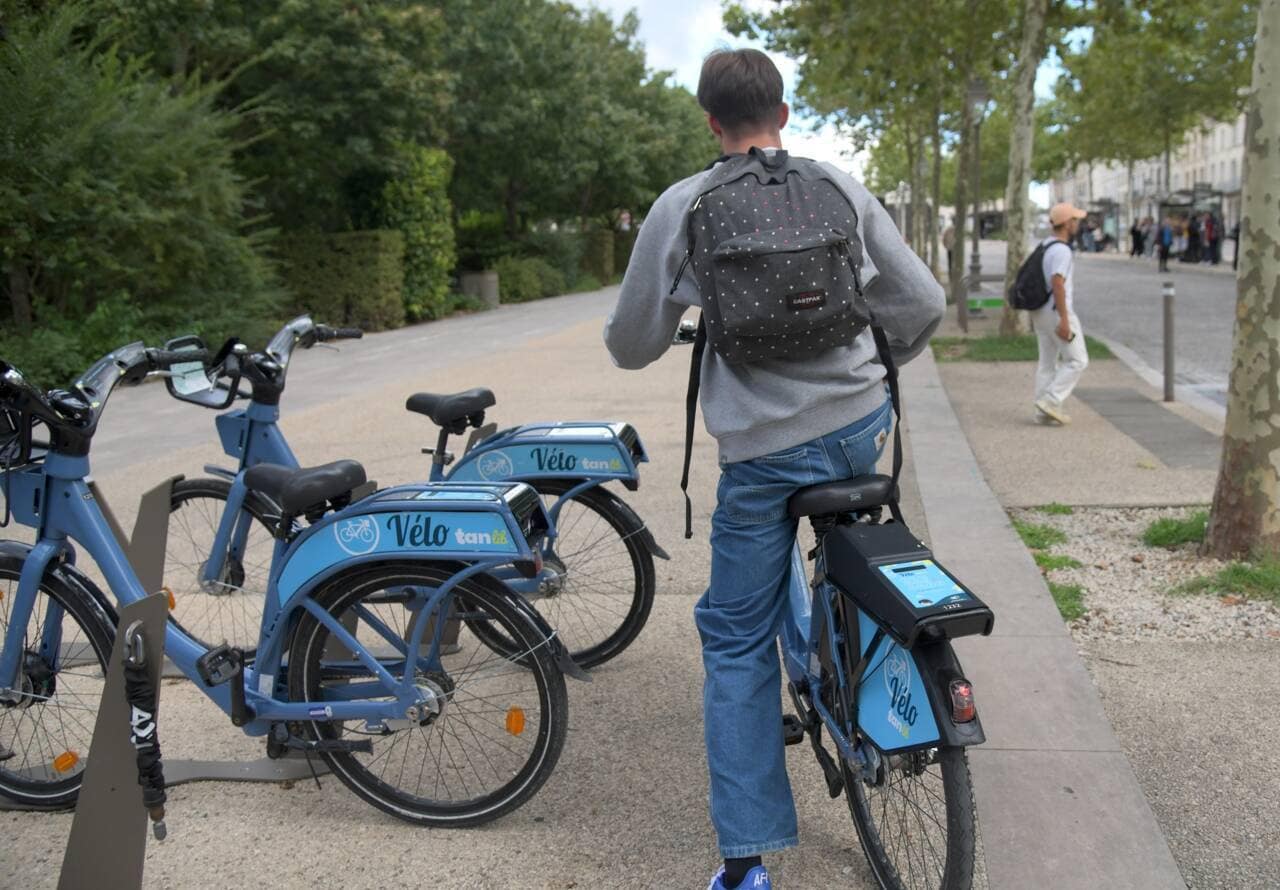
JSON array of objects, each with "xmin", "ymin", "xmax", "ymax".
[
  {"xmin": 672, "ymin": 148, "xmax": 906, "ymax": 535},
  {"xmin": 1007, "ymin": 240, "xmax": 1070, "ymax": 311}
]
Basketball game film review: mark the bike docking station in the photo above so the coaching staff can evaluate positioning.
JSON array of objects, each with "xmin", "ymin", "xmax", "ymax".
[{"xmin": 57, "ymin": 591, "xmax": 168, "ymax": 890}]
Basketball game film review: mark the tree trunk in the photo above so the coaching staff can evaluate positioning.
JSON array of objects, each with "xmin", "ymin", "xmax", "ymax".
[
  {"xmin": 1205, "ymin": 0, "xmax": 1280, "ymax": 559},
  {"xmin": 915, "ymin": 129, "xmax": 929, "ymax": 266},
  {"xmin": 905, "ymin": 127, "xmax": 918, "ymax": 253},
  {"xmin": 930, "ymin": 108, "xmax": 943, "ymax": 280},
  {"xmin": 951, "ymin": 103, "xmax": 974, "ymax": 326},
  {"xmin": 6, "ymin": 262, "xmax": 34, "ymax": 334},
  {"xmin": 1000, "ymin": 0, "xmax": 1049, "ymax": 336}
]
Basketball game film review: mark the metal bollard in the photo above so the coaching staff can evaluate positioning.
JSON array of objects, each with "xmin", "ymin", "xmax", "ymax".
[{"xmin": 1162, "ymin": 281, "xmax": 1175, "ymax": 402}]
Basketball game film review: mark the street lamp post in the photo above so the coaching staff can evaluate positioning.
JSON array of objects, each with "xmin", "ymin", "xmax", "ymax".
[{"xmin": 967, "ymin": 79, "xmax": 990, "ymax": 296}]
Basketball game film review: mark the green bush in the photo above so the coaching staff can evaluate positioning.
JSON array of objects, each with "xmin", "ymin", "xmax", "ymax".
[
  {"xmin": 495, "ymin": 256, "xmax": 564, "ymax": 303},
  {"xmin": 0, "ymin": 4, "xmax": 281, "ymax": 387},
  {"xmin": 580, "ymin": 229, "xmax": 615, "ymax": 282},
  {"xmin": 381, "ymin": 143, "xmax": 456, "ymax": 322},
  {"xmin": 571, "ymin": 273, "xmax": 603, "ymax": 293},
  {"xmin": 614, "ymin": 228, "xmax": 638, "ymax": 272},
  {"xmin": 456, "ymin": 211, "xmax": 518, "ymax": 272},
  {"xmin": 278, "ymin": 231, "xmax": 406, "ymax": 331},
  {"xmin": 522, "ymin": 230, "xmax": 583, "ymax": 287}
]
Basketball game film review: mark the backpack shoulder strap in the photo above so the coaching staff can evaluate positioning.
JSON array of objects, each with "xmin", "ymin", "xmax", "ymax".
[
  {"xmin": 680, "ymin": 316, "xmax": 707, "ymax": 539},
  {"xmin": 870, "ymin": 324, "xmax": 906, "ymax": 524}
]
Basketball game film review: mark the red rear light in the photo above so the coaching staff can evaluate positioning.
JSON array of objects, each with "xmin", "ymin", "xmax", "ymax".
[{"xmin": 950, "ymin": 679, "xmax": 976, "ymax": 723}]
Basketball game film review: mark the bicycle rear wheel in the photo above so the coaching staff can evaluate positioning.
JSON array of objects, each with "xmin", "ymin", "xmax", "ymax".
[
  {"xmin": 0, "ymin": 558, "xmax": 113, "ymax": 808},
  {"xmin": 287, "ymin": 563, "xmax": 568, "ymax": 827}
]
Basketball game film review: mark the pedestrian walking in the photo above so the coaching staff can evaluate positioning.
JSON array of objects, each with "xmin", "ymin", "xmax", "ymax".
[
  {"xmin": 1032, "ymin": 203, "xmax": 1090, "ymax": 425},
  {"xmin": 1230, "ymin": 220, "xmax": 1240, "ymax": 270},
  {"xmin": 942, "ymin": 221, "xmax": 956, "ymax": 277},
  {"xmin": 1129, "ymin": 220, "xmax": 1144, "ymax": 257},
  {"xmin": 1207, "ymin": 213, "xmax": 1222, "ymax": 265},
  {"xmin": 1158, "ymin": 217, "xmax": 1173, "ymax": 272},
  {"xmin": 603, "ymin": 48, "xmax": 944, "ymax": 890}
]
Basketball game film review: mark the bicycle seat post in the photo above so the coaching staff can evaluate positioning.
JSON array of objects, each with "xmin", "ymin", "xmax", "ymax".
[{"xmin": 430, "ymin": 427, "xmax": 451, "ymax": 474}]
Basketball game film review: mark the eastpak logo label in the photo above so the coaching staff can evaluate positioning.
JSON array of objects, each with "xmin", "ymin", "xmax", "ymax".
[{"xmin": 786, "ymin": 289, "xmax": 827, "ymax": 311}]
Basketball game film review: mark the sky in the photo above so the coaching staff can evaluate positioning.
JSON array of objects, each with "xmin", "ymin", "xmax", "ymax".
[{"xmin": 569, "ymin": 0, "xmax": 1056, "ymax": 206}]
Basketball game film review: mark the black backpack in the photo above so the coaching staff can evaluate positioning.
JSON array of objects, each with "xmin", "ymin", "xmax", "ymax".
[
  {"xmin": 674, "ymin": 149, "xmax": 904, "ymax": 536},
  {"xmin": 1008, "ymin": 240, "xmax": 1069, "ymax": 311}
]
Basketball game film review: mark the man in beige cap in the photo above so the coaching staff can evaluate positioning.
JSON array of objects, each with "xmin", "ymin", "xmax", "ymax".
[{"xmin": 1033, "ymin": 202, "xmax": 1089, "ymax": 424}]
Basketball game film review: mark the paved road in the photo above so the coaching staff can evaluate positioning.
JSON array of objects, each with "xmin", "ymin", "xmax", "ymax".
[{"xmin": 968, "ymin": 241, "xmax": 1236, "ymax": 407}]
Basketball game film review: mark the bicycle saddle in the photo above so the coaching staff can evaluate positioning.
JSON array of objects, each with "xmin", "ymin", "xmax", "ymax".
[
  {"xmin": 405, "ymin": 388, "xmax": 495, "ymax": 431},
  {"xmin": 787, "ymin": 474, "xmax": 897, "ymax": 518},
  {"xmin": 243, "ymin": 459, "xmax": 367, "ymax": 515}
]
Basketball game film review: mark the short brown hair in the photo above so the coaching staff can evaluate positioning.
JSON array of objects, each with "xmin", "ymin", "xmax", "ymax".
[{"xmin": 696, "ymin": 49, "xmax": 784, "ymax": 134}]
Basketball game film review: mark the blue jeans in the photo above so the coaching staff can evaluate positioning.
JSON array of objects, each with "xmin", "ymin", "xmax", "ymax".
[{"xmin": 695, "ymin": 397, "xmax": 893, "ymax": 858}]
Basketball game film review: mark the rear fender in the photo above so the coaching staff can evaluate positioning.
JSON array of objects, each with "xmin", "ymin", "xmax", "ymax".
[{"xmin": 448, "ymin": 421, "xmax": 646, "ymax": 491}]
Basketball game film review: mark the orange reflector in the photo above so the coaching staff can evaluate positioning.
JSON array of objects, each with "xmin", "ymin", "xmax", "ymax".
[
  {"xmin": 163, "ymin": 586, "xmax": 175, "ymax": 610},
  {"xmin": 53, "ymin": 751, "xmax": 80, "ymax": 773},
  {"xmin": 505, "ymin": 707, "xmax": 526, "ymax": 736}
]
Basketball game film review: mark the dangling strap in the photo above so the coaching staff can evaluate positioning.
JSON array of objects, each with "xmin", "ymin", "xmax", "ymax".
[
  {"xmin": 870, "ymin": 324, "xmax": 905, "ymax": 523},
  {"xmin": 680, "ymin": 317, "xmax": 707, "ymax": 539}
]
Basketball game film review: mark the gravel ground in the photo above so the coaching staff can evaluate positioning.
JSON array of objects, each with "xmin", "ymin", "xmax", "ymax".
[
  {"xmin": 1010, "ymin": 504, "xmax": 1280, "ymax": 889},
  {"xmin": 1009, "ymin": 505, "xmax": 1280, "ymax": 643}
]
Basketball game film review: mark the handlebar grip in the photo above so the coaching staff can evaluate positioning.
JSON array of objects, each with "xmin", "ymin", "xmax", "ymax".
[
  {"xmin": 147, "ymin": 347, "xmax": 211, "ymax": 370},
  {"xmin": 335, "ymin": 327, "xmax": 363, "ymax": 340}
]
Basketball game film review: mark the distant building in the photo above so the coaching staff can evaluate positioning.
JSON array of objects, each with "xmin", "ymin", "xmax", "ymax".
[{"xmin": 1049, "ymin": 113, "xmax": 1245, "ymax": 245}]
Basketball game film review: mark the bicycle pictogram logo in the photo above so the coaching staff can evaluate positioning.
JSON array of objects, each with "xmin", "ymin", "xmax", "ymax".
[
  {"xmin": 334, "ymin": 515, "xmax": 380, "ymax": 555},
  {"xmin": 477, "ymin": 450, "xmax": 514, "ymax": 481}
]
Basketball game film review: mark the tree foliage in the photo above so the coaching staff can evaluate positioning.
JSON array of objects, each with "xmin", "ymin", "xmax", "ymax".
[
  {"xmin": 0, "ymin": 3, "xmax": 279, "ymax": 385},
  {"xmin": 381, "ymin": 144, "xmax": 457, "ymax": 321}
]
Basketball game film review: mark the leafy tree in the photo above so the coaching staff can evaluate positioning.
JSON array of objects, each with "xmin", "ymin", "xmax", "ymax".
[
  {"xmin": 381, "ymin": 144, "xmax": 457, "ymax": 321},
  {"xmin": 0, "ymin": 3, "xmax": 278, "ymax": 385}
]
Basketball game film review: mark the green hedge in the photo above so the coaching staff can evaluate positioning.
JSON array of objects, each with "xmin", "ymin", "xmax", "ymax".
[
  {"xmin": 521, "ymin": 230, "xmax": 583, "ymax": 288},
  {"xmin": 382, "ymin": 144, "xmax": 456, "ymax": 321},
  {"xmin": 279, "ymin": 230, "xmax": 406, "ymax": 330},
  {"xmin": 580, "ymin": 229, "xmax": 615, "ymax": 282},
  {"xmin": 613, "ymin": 229, "xmax": 637, "ymax": 273},
  {"xmin": 495, "ymin": 255, "xmax": 564, "ymax": 303}
]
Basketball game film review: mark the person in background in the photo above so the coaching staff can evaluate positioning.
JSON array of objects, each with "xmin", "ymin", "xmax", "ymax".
[
  {"xmin": 1184, "ymin": 214, "xmax": 1201, "ymax": 263},
  {"xmin": 1129, "ymin": 220, "xmax": 1144, "ymax": 257},
  {"xmin": 942, "ymin": 221, "xmax": 956, "ymax": 278},
  {"xmin": 1231, "ymin": 220, "xmax": 1241, "ymax": 271},
  {"xmin": 1032, "ymin": 203, "xmax": 1090, "ymax": 426},
  {"xmin": 1206, "ymin": 213, "xmax": 1221, "ymax": 265},
  {"xmin": 1158, "ymin": 216, "xmax": 1173, "ymax": 273}
]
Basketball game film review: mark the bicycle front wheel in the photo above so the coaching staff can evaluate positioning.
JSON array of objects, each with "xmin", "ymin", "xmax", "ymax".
[
  {"xmin": 287, "ymin": 564, "xmax": 568, "ymax": 827},
  {"xmin": 0, "ymin": 558, "xmax": 113, "ymax": 808}
]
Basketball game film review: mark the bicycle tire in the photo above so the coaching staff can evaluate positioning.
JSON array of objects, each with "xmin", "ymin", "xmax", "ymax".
[
  {"xmin": 0, "ymin": 556, "xmax": 114, "ymax": 808},
  {"xmin": 288, "ymin": 563, "xmax": 569, "ymax": 827},
  {"xmin": 165, "ymin": 477, "xmax": 276, "ymax": 656},
  {"xmin": 831, "ymin": 599, "xmax": 977, "ymax": 890},
  {"xmin": 468, "ymin": 479, "xmax": 654, "ymax": 669}
]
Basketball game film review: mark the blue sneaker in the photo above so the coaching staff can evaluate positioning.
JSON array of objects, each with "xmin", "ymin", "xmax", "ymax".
[{"xmin": 706, "ymin": 865, "xmax": 771, "ymax": 890}]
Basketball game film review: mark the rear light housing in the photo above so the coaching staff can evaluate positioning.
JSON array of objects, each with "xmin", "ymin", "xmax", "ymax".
[{"xmin": 949, "ymin": 678, "xmax": 976, "ymax": 723}]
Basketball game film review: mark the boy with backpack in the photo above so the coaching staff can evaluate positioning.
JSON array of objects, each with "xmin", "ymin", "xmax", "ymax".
[
  {"xmin": 1009, "ymin": 202, "xmax": 1089, "ymax": 425},
  {"xmin": 603, "ymin": 48, "xmax": 944, "ymax": 890}
]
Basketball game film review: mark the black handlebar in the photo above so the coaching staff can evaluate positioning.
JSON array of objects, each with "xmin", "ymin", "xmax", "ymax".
[{"xmin": 315, "ymin": 325, "xmax": 363, "ymax": 342}]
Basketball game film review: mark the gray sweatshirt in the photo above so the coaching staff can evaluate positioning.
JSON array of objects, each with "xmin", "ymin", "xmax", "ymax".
[{"xmin": 603, "ymin": 156, "xmax": 945, "ymax": 463}]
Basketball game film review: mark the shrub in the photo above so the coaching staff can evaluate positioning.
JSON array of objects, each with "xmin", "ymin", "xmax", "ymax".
[
  {"xmin": 278, "ymin": 231, "xmax": 405, "ymax": 331},
  {"xmin": 571, "ymin": 273, "xmax": 603, "ymax": 293},
  {"xmin": 0, "ymin": 4, "xmax": 281, "ymax": 386},
  {"xmin": 522, "ymin": 230, "xmax": 583, "ymax": 287},
  {"xmin": 580, "ymin": 228, "xmax": 615, "ymax": 282},
  {"xmin": 495, "ymin": 256, "xmax": 564, "ymax": 303},
  {"xmin": 381, "ymin": 143, "xmax": 456, "ymax": 321},
  {"xmin": 456, "ymin": 211, "xmax": 518, "ymax": 272}
]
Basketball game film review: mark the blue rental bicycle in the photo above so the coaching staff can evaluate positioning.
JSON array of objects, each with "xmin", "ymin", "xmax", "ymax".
[
  {"xmin": 0, "ymin": 344, "xmax": 577, "ymax": 826},
  {"xmin": 157, "ymin": 315, "xmax": 664, "ymax": 669},
  {"xmin": 781, "ymin": 479, "xmax": 993, "ymax": 889}
]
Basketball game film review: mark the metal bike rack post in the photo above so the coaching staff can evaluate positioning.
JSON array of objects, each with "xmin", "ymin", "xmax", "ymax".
[
  {"xmin": 59, "ymin": 592, "xmax": 169, "ymax": 890},
  {"xmin": 1162, "ymin": 281, "xmax": 1175, "ymax": 402}
]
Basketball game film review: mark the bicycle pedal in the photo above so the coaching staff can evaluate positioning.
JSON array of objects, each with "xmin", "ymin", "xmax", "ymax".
[
  {"xmin": 782, "ymin": 714, "xmax": 806, "ymax": 746},
  {"xmin": 196, "ymin": 644, "xmax": 244, "ymax": 686}
]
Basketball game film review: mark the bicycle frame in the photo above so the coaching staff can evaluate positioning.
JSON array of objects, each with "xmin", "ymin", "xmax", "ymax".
[{"xmin": 1, "ymin": 448, "xmax": 555, "ymax": 738}]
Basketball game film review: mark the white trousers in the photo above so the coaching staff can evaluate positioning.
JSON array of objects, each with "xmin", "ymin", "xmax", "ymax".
[{"xmin": 1032, "ymin": 306, "xmax": 1089, "ymax": 407}]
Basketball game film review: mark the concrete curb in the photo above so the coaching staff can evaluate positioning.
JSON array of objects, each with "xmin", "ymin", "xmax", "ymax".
[
  {"xmin": 1087, "ymin": 331, "xmax": 1227, "ymax": 422},
  {"xmin": 904, "ymin": 348, "xmax": 1186, "ymax": 889}
]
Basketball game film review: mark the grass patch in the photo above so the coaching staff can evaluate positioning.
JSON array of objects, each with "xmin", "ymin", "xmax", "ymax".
[
  {"xmin": 1142, "ymin": 511, "xmax": 1209, "ymax": 548},
  {"xmin": 1034, "ymin": 552, "xmax": 1083, "ymax": 572},
  {"xmin": 931, "ymin": 334, "xmax": 1114, "ymax": 362},
  {"xmin": 1178, "ymin": 559, "xmax": 1280, "ymax": 605},
  {"xmin": 1048, "ymin": 581, "xmax": 1087, "ymax": 621},
  {"xmin": 1012, "ymin": 518, "xmax": 1068, "ymax": 550},
  {"xmin": 1035, "ymin": 502, "xmax": 1074, "ymax": 516}
]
